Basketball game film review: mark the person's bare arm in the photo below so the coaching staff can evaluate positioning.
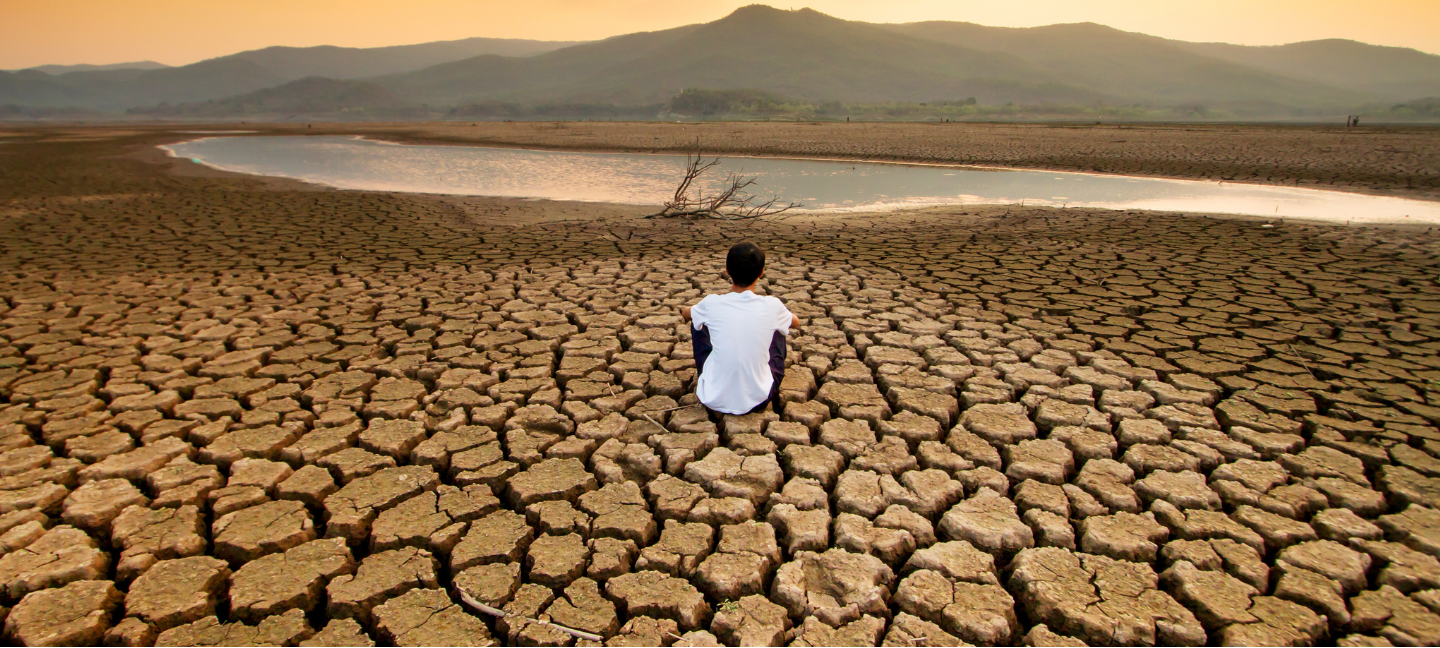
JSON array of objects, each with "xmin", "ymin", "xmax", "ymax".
[
  {"xmin": 791, "ymin": 314, "xmax": 801, "ymax": 329},
  {"xmin": 681, "ymin": 305, "xmax": 692, "ymax": 321}
]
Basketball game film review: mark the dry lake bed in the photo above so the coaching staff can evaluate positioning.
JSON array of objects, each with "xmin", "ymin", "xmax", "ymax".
[{"xmin": 0, "ymin": 123, "xmax": 1438, "ymax": 646}]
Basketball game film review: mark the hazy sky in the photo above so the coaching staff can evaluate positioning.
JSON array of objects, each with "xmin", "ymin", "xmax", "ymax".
[{"xmin": 4, "ymin": 0, "xmax": 1438, "ymax": 69}]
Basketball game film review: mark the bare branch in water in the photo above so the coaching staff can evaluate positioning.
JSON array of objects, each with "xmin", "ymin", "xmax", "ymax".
[{"xmin": 645, "ymin": 143, "xmax": 799, "ymax": 220}]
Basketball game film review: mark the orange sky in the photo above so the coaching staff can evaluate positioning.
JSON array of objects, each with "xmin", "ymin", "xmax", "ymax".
[{"xmin": 3, "ymin": 0, "xmax": 1438, "ymax": 69}]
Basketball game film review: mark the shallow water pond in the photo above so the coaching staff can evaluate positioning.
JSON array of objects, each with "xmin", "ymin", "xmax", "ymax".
[{"xmin": 163, "ymin": 135, "xmax": 1440, "ymax": 224}]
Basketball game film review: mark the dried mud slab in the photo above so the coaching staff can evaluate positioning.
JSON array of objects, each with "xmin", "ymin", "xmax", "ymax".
[
  {"xmin": 4, "ymin": 579, "xmax": 122, "ymax": 646},
  {"xmin": 0, "ymin": 128, "xmax": 1438, "ymax": 646}
]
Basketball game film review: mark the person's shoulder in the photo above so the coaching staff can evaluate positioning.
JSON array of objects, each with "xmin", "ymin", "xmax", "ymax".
[{"xmin": 760, "ymin": 294, "xmax": 790, "ymax": 310}]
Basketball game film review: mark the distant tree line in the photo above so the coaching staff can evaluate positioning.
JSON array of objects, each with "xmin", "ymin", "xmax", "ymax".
[
  {"xmin": 659, "ymin": 89, "xmax": 1240, "ymax": 122},
  {"xmin": 11, "ymin": 88, "xmax": 1435, "ymax": 124},
  {"xmin": 448, "ymin": 102, "xmax": 662, "ymax": 120},
  {"xmin": 1374, "ymin": 97, "xmax": 1439, "ymax": 119},
  {"xmin": 670, "ymin": 89, "xmax": 800, "ymax": 115},
  {"xmin": 0, "ymin": 104, "xmax": 100, "ymax": 120}
]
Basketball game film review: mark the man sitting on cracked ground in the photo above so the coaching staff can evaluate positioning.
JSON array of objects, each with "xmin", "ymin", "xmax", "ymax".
[{"xmin": 681, "ymin": 241, "xmax": 800, "ymax": 420}]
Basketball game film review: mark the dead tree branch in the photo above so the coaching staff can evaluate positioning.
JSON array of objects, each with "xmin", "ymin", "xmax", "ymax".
[{"xmin": 645, "ymin": 150, "xmax": 799, "ymax": 220}]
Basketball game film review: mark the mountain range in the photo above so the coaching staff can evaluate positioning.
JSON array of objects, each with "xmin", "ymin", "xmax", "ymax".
[
  {"xmin": 0, "ymin": 36, "xmax": 576, "ymax": 112},
  {"xmin": 22, "ymin": 61, "xmax": 170, "ymax": 75},
  {"xmin": 4, "ymin": 5, "xmax": 1438, "ymax": 120}
]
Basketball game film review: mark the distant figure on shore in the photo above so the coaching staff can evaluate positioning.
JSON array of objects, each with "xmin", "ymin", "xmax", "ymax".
[{"xmin": 681, "ymin": 241, "xmax": 799, "ymax": 418}]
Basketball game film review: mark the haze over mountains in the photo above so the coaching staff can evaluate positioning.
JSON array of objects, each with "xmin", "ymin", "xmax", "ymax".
[
  {"xmin": 0, "ymin": 36, "xmax": 577, "ymax": 112},
  {"xmin": 4, "ymin": 5, "xmax": 1438, "ymax": 120},
  {"xmin": 24, "ymin": 61, "xmax": 171, "ymax": 75}
]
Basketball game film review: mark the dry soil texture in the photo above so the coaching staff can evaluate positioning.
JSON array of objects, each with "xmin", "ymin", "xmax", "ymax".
[{"xmin": 0, "ymin": 127, "xmax": 1438, "ymax": 647}]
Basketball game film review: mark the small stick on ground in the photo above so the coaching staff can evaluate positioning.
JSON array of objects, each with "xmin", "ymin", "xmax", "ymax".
[
  {"xmin": 456, "ymin": 589, "xmax": 604, "ymax": 643},
  {"xmin": 1285, "ymin": 343, "xmax": 1318, "ymax": 379},
  {"xmin": 1069, "ymin": 269, "xmax": 1100, "ymax": 286},
  {"xmin": 638, "ymin": 411, "xmax": 667, "ymax": 432}
]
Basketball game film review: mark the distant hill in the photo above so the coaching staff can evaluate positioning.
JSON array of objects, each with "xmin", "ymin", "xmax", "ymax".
[
  {"xmin": 883, "ymin": 21, "xmax": 1371, "ymax": 112},
  {"xmin": 6, "ymin": 5, "xmax": 1440, "ymax": 120},
  {"xmin": 214, "ymin": 37, "xmax": 581, "ymax": 82},
  {"xmin": 376, "ymin": 7, "xmax": 1101, "ymax": 107},
  {"xmin": 886, "ymin": 22, "xmax": 1440, "ymax": 106},
  {"xmin": 130, "ymin": 77, "xmax": 417, "ymax": 118},
  {"xmin": 1176, "ymin": 39, "xmax": 1440, "ymax": 102},
  {"xmin": 374, "ymin": 6, "xmax": 1385, "ymax": 115},
  {"xmin": 0, "ymin": 37, "xmax": 576, "ymax": 112},
  {"xmin": 22, "ymin": 61, "xmax": 170, "ymax": 74},
  {"xmin": 0, "ymin": 58, "xmax": 283, "ymax": 112}
]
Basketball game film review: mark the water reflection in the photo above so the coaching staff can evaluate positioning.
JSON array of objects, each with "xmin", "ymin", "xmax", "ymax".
[{"xmin": 161, "ymin": 136, "xmax": 1440, "ymax": 225}]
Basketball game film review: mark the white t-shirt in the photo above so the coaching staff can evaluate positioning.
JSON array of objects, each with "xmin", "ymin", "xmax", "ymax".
[{"xmin": 691, "ymin": 291, "xmax": 794, "ymax": 415}]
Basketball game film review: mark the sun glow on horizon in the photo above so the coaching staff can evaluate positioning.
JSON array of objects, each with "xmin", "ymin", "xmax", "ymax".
[{"xmin": 2, "ymin": 0, "xmax": 1437, "ymax": 69}]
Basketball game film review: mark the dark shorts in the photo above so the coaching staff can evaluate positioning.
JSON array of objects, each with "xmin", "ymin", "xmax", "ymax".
[{"xmin": 692, "ymin": 325, "xmax": 787, "ymax": 417}]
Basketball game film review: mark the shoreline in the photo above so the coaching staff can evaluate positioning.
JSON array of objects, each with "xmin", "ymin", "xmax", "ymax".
[
  {"xmin": 299, "ymin": 121, "xmax": 1440, "ymax": 203},
  {"xmin": 6, "ymin": 120, "xmax": 1439, "ymax": 203},
  {"xmin": 355, "ymin": 132, "xmax": 1440, "ymax": 205},
  {"xmin": 8, "ymin": 124, "xmax": 1439, "ymax": 238},
  {"xmin": 197, "ymin": 131, "xmax": 1440, "ymax": 197},
  {"xmin": 153, "ymin": 133, "xmax": 1440, "ymax": 230}
]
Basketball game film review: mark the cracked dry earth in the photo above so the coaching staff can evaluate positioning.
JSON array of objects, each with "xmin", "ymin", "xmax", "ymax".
[{"xmin": 2, "ymin": 135, "xmax": 1440, "ymax": 647}]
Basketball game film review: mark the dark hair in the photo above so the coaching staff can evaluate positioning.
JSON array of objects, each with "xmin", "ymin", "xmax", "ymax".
[{"xmin": 726, "ymin": 241, "xmax": 765, "ymax": 287}]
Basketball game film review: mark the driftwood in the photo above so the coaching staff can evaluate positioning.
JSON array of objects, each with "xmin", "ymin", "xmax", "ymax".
[{"xmin": 645, "ymin": 151, "xmax": 799, "ymax": 220}]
